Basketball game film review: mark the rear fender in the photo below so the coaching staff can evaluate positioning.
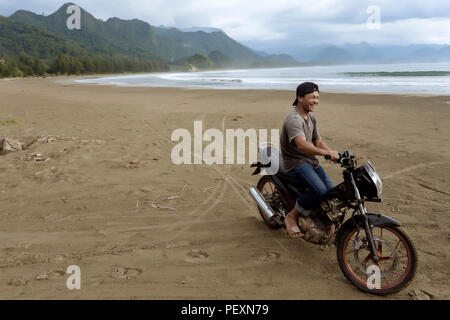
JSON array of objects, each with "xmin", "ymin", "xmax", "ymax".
[{"xmin": 260, "ymin": 175, "xmax": 296, "ymax": 211}]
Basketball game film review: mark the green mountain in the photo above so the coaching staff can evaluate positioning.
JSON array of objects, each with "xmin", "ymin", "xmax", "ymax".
[
  {"xmin": 0, "ymin": 13, "xmax": 169, "ymax": 77},
  {"xmin": 0, "ymin": 15, "xmax": 91, "ymax": 59},
  {"xmin": 9, "ymin": 2, "xmax": 264, "ymax": 63},
  {"xmin": 153, "ymin": 27, "xmax": 260, "ymax": 62},
  {"xmin": 10, "ymin": 4, "xmax": 164, "ymax": 61},
  {"xmin": 1, "ymin": 2, "xmax": 298, "ymax": 77},
  {"xmin": 264, "ymin": 53, "xmax": 298, "ymax": 64}
]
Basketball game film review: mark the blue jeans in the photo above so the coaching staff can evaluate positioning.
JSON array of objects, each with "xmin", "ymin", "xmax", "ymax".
[{"xmin": 287, "ymin": 162, "xmax": 334, "ymax": 211}]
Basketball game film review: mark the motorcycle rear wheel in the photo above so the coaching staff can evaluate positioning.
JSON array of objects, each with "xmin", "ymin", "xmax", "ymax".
[
  {"xmin": 256, "ymin": 175, "xmax": 284, "ymax": 229},
  {"xmin": 337, "ymin": 225, "xmax": 417, "ymax": 295}
]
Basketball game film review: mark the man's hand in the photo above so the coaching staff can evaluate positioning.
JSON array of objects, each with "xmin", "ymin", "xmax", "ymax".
[{"xmin": 325, "ymin": 150, "xmax": 340, "ymax": 163}]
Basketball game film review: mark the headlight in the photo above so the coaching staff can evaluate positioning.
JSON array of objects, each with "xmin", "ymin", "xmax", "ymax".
[{"xmin": 365, "ymin": 161, "xmax": 383, "ymax": 199}]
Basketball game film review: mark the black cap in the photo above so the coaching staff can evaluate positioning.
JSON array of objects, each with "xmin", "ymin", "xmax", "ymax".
[{"xmin": 292, "ymin": 82, "xmax": 319, "ymax": 106}]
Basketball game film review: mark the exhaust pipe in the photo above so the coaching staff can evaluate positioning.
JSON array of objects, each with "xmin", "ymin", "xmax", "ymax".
[{"xmin": 249, "ymin": 187, "xmax": 277, "ymax": 222}]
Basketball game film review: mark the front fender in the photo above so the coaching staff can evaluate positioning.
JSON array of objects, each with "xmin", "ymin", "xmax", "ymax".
[
  {"xmin": 335, "ymin": 212, "xmax": 401, "ymax": 245},
  {"xmin": 366, "ymin": 212, "xmax": 401, "ymax": 228}
]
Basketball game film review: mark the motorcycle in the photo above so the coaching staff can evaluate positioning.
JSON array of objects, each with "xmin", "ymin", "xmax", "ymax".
[{"xmin": 249, "ymin": 144, "xmax": 417, "ymax": 295}]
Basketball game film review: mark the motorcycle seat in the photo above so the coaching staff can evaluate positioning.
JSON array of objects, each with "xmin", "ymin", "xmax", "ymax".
[{"xmin": 258, "ymin": 143, "xmax": 310, "ymax": 196}]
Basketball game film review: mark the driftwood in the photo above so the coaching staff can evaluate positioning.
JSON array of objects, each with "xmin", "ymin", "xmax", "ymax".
[{"xmin": 0, "ymin": 137, "xmax": 24, "ymax": 153}]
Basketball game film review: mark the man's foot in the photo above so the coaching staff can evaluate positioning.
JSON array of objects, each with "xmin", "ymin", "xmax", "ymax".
[
  {"xmin": 295, "ymin": 203, "xmax": 313, "ymax": 217},
  {"xmin": 285, "ymin": 212, "xmax": 304, "ymax": 239}
]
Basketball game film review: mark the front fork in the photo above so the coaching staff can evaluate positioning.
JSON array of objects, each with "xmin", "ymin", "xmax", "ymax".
[
  {"xmin": 350, "ymin": 174, "xmax": 380, "ymax": 262},
  {"xmin": 361, "ymin": 212, "xmax": 380, "ymax": 263}
]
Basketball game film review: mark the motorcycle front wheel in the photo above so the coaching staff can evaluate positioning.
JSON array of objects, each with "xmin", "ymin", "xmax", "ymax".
[{"xmin": 337, "ymin": 225, "xmax": 417, "ymax": 295}]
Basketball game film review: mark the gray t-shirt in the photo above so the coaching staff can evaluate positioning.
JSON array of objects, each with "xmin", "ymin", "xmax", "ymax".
[{"xmin": 280, "ymin": 107, "xmax": 321, "ymax": 172}]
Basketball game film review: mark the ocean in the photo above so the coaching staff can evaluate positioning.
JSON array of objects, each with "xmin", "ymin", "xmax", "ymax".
[{"xmin": 75, "ymin": 62, "xmax": 450, "ymax": 95}]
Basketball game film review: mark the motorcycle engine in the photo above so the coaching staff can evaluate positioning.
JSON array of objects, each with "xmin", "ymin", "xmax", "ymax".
[
  {"xmin": 297, "ymin": 199, "xmax": 346, "ymax": 245},
  {"xmin": 298, "ymin": 214, "xmax": 334, "ymax": 245},
  {"xmin": 320, "ymin": 198, "xmax": 348, "ymax": 222}
]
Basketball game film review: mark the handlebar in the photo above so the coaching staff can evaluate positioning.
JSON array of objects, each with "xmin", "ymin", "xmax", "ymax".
[
  {"xmin": 324, "ymin": 153, "xmax": 343, "ymax": 162},
  {"xmin": 325, "ymin": 150, "xmax": 356, "ymax": 168}
]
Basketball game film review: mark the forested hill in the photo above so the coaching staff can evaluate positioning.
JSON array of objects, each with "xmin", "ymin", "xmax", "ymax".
[
  {"xmin": 0, "ymin": 14, "xmax": 169, "ymax": 78},
  {"xmin": 0, "ymin": 2, "xmax": 297, "ymax": 78},
  {"xmin": 9, "ymin": 2, "xmax": 272, "ymax": 63},
  {"xmin": 0, "ymin": 15, "xmax": 91, "ymax": 59},
  {"xmin": 152, "ymin": 26, "xmax": 261, "ymax": 62}
]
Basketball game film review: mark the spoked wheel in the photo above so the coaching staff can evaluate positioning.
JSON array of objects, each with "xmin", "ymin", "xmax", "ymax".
[
  {"xmin": 256, "ymin": 175, "xmax": 284, "ymax": 229},
  {"xmin": 337, "ymin": 225, "xmax": 417, "ymax": 295}
]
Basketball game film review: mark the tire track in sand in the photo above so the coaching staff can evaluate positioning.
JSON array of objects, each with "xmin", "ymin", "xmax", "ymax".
[
  {"xmin": 164, "ymin": 181, "xmax": 228, "ymax": 242},
  {"xmin": 383, "ymin": 161, "xmax": 447, "ymax": 180},
  {"xmin": 162, "ymin": 115, "xmax": 230, "ymax": 239},
  {"xmin": 141, "ymin": 114, "xmax": 228, "ymax": 238}
]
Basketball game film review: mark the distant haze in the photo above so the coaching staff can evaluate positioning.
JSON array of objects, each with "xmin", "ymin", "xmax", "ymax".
[{"xmin": 1, "ymin": 0, "xmax": 449, "ymax": 53}]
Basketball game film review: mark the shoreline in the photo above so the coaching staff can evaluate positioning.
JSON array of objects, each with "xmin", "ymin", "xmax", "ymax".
[
  {"xmin": 71, "ymin": 73, "xmax": 450, "ymax": 97},
  {"xmin": 3, "ymin": 69, "xmax": 450, "ymax": 96}
]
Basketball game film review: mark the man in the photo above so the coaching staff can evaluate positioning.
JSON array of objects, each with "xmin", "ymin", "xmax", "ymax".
[{"xmin": 280, "ymin": 82, "xmax": 340, "ymax": 238}]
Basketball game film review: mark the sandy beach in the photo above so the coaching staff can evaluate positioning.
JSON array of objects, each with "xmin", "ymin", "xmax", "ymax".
[{"xmin": 0, "ymin": 76, "xmax": 449, "ymax": 299}]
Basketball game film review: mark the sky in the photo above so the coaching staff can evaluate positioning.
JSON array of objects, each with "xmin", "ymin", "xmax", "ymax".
[{"xmin": 1, "ymin": 0, "xmax": 450, "ymax": 53}]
